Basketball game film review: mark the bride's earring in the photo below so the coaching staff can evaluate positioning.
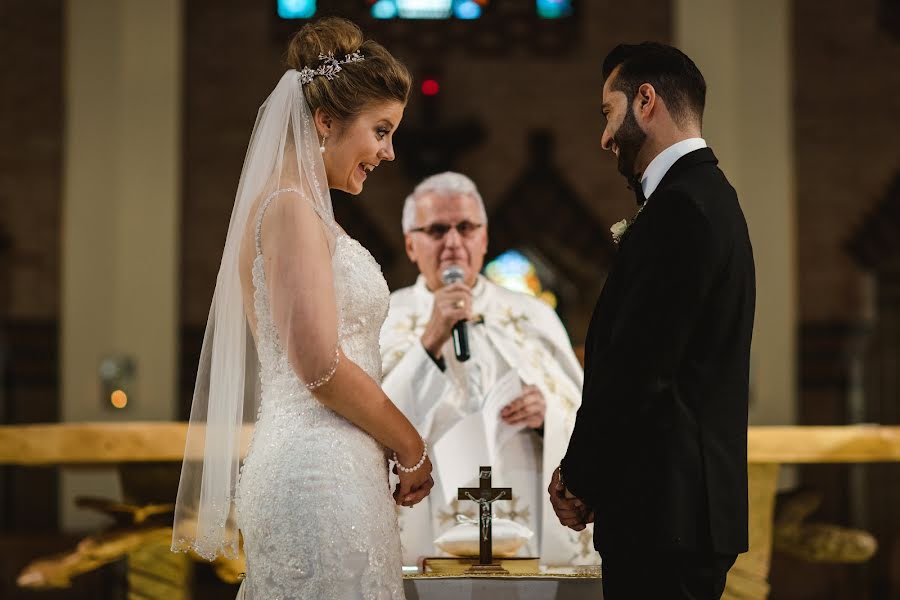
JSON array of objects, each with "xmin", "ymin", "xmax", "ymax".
[{"xmin": 319, "ymin": 134, "xmax": 327, "ymax": 154}]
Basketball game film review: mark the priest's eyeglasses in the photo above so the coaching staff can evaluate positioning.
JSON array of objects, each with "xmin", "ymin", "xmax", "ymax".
[{"xmin": 409, "ymin": 221, "xmax": 484, "ymax": 240}]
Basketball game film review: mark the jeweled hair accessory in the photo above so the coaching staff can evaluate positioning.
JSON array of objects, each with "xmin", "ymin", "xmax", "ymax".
[{"xmin": 298, "ymin": 51, "xmax": 365, "ymax": 85}]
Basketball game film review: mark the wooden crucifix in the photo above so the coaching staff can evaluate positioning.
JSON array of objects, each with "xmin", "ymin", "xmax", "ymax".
[{"xmin": 458, "ymin": 465, "xmax": 512, "ymax": 574}]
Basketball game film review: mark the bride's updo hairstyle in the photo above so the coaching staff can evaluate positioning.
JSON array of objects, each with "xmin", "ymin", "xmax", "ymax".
[{"xmin": 287, "ymin": 17, "xmax": 411, "ymax": 124}]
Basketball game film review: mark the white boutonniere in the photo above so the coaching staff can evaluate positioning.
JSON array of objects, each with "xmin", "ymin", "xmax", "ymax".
[
  {"xmin": 610, "ymin": 202, "xmax": 647, "ymax": 245},
  {"xmin": 610, "ymin": 219, "xmax": 629, "ymax": 244}
]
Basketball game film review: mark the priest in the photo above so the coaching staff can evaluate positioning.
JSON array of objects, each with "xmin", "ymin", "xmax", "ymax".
[{"xmin": 380, "ymin": 172, "xmax": 597, "ymax": 566}]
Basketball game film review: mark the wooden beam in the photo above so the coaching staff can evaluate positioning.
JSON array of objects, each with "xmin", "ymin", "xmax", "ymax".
[
  {"xmin": 0, "ymin": 422, "xmax": 188, "ymax": 465},
  {"xmin": 747, "ymin": 426, "xmax": 900, "ymax": 463},
  {"xmin": 1, "ymin": 423, "xmax": 900, "ymax": 466}
]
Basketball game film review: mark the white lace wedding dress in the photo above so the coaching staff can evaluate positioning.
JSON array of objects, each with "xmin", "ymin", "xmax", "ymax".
[{"xmin": 234, "ymin": 193, "xmax": 404, "ymax": 599}]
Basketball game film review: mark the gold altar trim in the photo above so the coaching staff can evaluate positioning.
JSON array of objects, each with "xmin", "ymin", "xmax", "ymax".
[
  {"xmin": 3, "ymin": 423, "xmax": 900, "ymax": 466},
  {"xmin": 404, "ymin": 572, "xmax": 601, "ymax": 580}
]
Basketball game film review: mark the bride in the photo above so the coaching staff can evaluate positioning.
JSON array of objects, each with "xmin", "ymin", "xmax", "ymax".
[{"xmin": 172, "ymin": 17, "xmax": 433, "ymax": 599}]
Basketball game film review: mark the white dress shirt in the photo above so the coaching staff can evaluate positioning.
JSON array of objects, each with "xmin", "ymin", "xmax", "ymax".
[{"xmin": 641, "ymin": 137, "xmax": 707, "ymax": 199}]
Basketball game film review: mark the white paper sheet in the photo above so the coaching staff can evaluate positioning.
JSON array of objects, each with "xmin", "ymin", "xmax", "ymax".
[
  {"xmin": 432, "ymin": 370, "xmax": 524, "ymax": 502},
  {"xmin": 483, "ymin": 370, "xmax": 526, "ymax": 451}
]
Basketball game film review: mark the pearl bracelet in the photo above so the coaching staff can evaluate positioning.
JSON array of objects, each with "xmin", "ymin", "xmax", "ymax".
[
  {"xmin": 306, "ymin": 347, "xmax": 340, "ymax": 391},
  {"xmin": 394, "ymin": 441, "xmax": 428, "ymax": 473}
]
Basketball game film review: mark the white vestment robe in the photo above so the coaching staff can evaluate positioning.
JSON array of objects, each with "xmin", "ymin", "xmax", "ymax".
[{"xmin": 380, "ymin": 275, "xmax": 598, "ymax": 566}]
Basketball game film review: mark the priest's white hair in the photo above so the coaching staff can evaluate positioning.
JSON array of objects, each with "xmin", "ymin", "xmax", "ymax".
[{"xmin": 402, "ymin": 171, "xmax": 488, "ymax": 233}]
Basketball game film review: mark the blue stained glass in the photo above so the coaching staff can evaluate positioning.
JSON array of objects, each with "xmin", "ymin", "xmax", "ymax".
[
  {"xmin": 454, "ymin": 0, "xmax": 482, "ymax": 19},
  {"xmin": 371, "ymin": 0, "xmax": 399, "ymax": 19},
  {"xmin": 395, "ymin": 0, "xmax": 453, "ymax": 18},
  {"xmin": 536, "ymin": 0, "xmax": 572, "ymax": 19},
  {"xmin": 484, "ymin": 249, "xmax": 558, "ymax": 309},
  {"xmin": 277, "ymin": 0, "xmax": 315, "ymax": 19},
  {"xmin": 372, "ymin": 0, "xmax": 489, "ymax": 19}
]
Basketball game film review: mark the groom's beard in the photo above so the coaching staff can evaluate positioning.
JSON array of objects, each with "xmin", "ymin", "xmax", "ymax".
[{"xmin": 613, "ymin": 103, "xmax": 647, "ymax": 184}]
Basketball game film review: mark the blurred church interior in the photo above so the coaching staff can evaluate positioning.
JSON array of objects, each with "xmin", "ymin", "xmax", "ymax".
[{"xmin": 1, "ymin": 0, "xmax": 899, "ymax": 598}]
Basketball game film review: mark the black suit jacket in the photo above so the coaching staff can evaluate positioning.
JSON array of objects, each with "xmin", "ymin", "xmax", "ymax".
[{"xmin": 561, "ymin": 147, "xmax": 755, "ymax": 555}]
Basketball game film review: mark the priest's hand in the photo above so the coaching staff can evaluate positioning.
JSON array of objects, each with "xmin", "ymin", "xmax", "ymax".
[
  {"xmin": 501, "ymin": 384, "xmax": 546, "ymax": 429},
  {"xmin": 548, "ymin": 466, "xmax": 593, "ymax": 532},
  {"xmin": 421, "ymin": 282, "xmax": 473, "ymax": 357}
]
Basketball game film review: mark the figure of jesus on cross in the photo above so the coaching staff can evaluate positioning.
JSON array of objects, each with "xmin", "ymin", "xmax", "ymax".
[{"xmin": 458, "ymin": 465, "xmax": 512, "ymax": 573}]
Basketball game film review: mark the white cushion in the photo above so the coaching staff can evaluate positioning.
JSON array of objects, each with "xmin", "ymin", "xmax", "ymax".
[{"xmin": 434, "ymin": 518, "xmax": 534, "ymax": 558}]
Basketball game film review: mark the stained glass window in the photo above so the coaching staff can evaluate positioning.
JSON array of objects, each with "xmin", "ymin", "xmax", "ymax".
[
  {"xmin": 536, "ymin": 0, "xmax": 573, "ymax": 19},
  {"xmin": 483, "ymin": 249, "xmax": 558, "ymax": 309},
  {"xmin": 276, "ymin": 0, "xmax": 573, "ymax": 20},
  {"xmin": 277, "ymin": 0, "xmax": 316, "ymax": 19},
  {"xmin": 370, "ymin": 0, "xmax": 487, "ymax": 20}
]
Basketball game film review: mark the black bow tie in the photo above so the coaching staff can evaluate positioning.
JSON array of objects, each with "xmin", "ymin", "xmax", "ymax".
[{"xmin": 628, "ymin": 175, "xmax": 646, "ymax": 206}]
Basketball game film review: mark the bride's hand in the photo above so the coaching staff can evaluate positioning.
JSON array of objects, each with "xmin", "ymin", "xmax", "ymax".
[
  {"xmin": 394, "ymin": 459, "xmax": 434, "ymax": 508},
  {"xmin": 393, "ymin": 446, "xmax": 434, "ymax": 507}
]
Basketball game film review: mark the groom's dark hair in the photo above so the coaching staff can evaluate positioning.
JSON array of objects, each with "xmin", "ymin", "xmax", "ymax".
[{"xmin": 602, "ymin": 42, "xmax": 706, "ymax": 127}]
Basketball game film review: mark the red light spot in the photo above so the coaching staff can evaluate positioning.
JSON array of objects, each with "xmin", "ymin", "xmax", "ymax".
[{"xmin": 421, "ymin": 79, "xmax": 440, "ymax": 96}]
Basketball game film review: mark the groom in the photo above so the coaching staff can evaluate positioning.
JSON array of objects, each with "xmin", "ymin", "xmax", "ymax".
[{"xmin": 548, "ymin": 43, "xmax": 755, "ymax": 599}]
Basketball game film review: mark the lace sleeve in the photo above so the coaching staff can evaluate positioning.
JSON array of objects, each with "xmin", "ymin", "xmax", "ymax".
[{"xmin": 258, "ymin": 190, "xmax": 341, "ymax": 388}]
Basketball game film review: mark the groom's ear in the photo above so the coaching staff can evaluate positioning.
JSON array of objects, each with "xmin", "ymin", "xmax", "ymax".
[{"xmin": 635, "ymin": 83, "xmax": 658, "ymax": 121}]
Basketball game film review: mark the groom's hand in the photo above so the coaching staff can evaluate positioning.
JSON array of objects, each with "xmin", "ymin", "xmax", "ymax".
[{"xmin": 548, "ymin": 467, "xmax": 591, "ymax": 532}]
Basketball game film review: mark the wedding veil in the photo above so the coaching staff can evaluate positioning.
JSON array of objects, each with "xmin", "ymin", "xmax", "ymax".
[{"xmin": 172, "ymin": 70, "xmax": 337, "ymax": 560}]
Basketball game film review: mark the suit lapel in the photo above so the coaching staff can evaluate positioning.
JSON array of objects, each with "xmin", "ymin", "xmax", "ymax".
[{"xmin": 585, "ymin": 148, "xmax": 719, "ymax": 378}]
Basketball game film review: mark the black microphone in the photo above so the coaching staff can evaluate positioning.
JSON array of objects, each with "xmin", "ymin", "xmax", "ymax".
[{"xmin": 441, "ymin": 265, "xmax": 470, "ymax": 362}]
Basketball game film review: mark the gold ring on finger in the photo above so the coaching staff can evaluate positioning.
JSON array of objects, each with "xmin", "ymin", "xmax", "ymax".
[{"xmin": 454, "ymin": 300, "xmax": 465, "ymax": 309}]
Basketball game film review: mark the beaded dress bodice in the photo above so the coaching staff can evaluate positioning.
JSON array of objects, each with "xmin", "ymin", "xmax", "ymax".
[
  {"xmin": 234, "ymin": 190, "xmax": 403, "ymax": 600},
  {"xmin": 251, "ymin": 237, "xmax": 390, "ymax": 424}
]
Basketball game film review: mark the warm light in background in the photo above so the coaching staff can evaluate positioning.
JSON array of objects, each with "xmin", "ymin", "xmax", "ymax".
[
  {"xmin": 99, "ymin": 354, "xmax": 136, "ymax": 410},
  {"xmin": 110, "ymin": 389, "xmax": 128, "ymax": 409},
  {"xmin": 421, "ymin": 79, "xmax": 440, "ymax": 96}
]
